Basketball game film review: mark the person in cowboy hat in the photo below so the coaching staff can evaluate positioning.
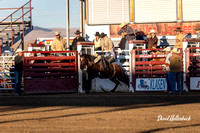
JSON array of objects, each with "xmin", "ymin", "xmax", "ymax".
[
  {"xmin": 146, "ymin": 29, "xmax": 158, "ymax": 49},
  {"xmin": 163, "ymin": 47, "xmax": 172, "ymax": 93},
  {"xmin": 174, "ymin": 27, "xmax": 185, "ymax": 49},
  {"xmin": 14, "ymin": 49, "xmax": 23, "ymax": 95},
  {"xmin": 194, "ymin": 25, "xmax": 200, "ymax": 39},
  {"xmin": 169, "ymin": 48, "xmax": 182, "ymax": 95},
  {"xmin": 93, "ymin": 32, "xmax": 101, "ymax": 51},
  {"xmin": 71, "ymin": 30, "xmax": 85, "ymax": 51},
  {"xmin": 135, "ymin": 29, "xmax": 144, "ymax": 41},
  {"xmin": 118, "ymin": 22, "xmax": 135, "ymax": 50},
  {"xmin": 51, "ymin": 32, "xmax": 67, "ymax": 51},
  {"xmin": 100, "ymin": 32, "xmax": 114, "ymax": 53}
]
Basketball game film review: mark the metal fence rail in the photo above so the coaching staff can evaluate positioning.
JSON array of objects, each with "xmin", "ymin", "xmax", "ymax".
[{"xmin": 0, "ymin": 56, "xmax": 15, "ymax": 90}]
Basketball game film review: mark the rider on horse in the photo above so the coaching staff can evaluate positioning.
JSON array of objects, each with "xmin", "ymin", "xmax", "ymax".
[{"xmin": 94, "ymin": 32, "xmax": 116, "ymax": 70}]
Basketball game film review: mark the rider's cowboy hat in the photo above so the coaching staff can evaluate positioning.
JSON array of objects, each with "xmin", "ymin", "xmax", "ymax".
[
  {"xmin": 163, "ymin": 47, "xmax": 171, "ymax": 52},
  {"xmin": 16, "ymin": 49, "xmax": 23, "ymax": 53},
  {"xmin": 194, "ymin": 25, "xmax": 200, "ymax": 31},
  {"xmin": 174, "ymin": 27, "xmax": 183, "ymax": 32},
  {"xmin": 100, "ymin": 32, "xmax": 107, "ymax": 38},
  {"xmin": 74, "ymin": 30, "xmax": 82, "ymax": 35},
  {"xmin": 120, "ymin": 22, "xmax": 128, "ymax": 28},
  {"xmin": 172, "ymin": 48, "xmax": 181, "ymax": 54},
  {"xmin": 94, "ymin": 32, "xmax": 100, "ymax": 36},
  {"xmin": 150, "ymin": 29, "xmax": 157, "ymax": 34},
  {"xmin": 55, "ymin": 32, "xmax": 61, "ymax": 36}
]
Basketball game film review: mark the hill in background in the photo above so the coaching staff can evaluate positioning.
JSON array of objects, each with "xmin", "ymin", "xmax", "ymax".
[{"xmin": 14, "ymin": 26, "xmax": 79, "ymax": 50}]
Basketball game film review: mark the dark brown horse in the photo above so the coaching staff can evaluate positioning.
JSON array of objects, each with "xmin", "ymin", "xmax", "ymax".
[{"xmin": 80, "ymin": 55, "xmax": 129, "ymax": 92}]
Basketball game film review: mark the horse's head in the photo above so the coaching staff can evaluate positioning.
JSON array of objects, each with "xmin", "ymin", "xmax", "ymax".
[
  {"xmin": 80, "ymin": 55, "xmax": 95, "ymax": 70},
  {"xmin": 80, "ymin": 56, "xmax": 88, "ymax": 70}
]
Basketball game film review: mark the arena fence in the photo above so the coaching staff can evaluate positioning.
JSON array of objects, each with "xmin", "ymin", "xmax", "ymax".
[
  {"xmin": 23, "ymin": 50, "xmax": 78, "ymax": 94},
  {"xmin": 185, "ymin": 47, "xmax": 200, "ymax": 91},
  {"xmin": 131, "ymin": 48, "xmax": 183, "ymax": 92}
]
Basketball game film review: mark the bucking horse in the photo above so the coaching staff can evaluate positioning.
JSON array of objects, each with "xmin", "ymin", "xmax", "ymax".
[{"xmin": 80, "ymin": 55, "xmax": 129, "ymax": 93}]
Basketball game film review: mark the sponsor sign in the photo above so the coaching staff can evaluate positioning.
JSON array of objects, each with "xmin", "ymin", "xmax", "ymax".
[
  {"xmin": 190, "ymin": 77, "xmax": 200, "ymax": 90},
  {"xmin": 136, "ymin": 78, "xmax": 167, "ymax": 91},
  {"xmin": 110, "ymin": 22, "xmax": 199, "ymax": 38}
]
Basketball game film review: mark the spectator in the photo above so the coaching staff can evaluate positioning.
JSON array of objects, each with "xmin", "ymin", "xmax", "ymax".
[
  {"xmin": 51, "ymin": 32, "xmax": 67, "ymax": 51},
  {"xmin": 118, "ymin": 22, "xmax": 135, "ymax": 50},
  {"xmin": 146, "ymin": 29, "xmax": 158, "ymax": 49},
  {"xmin": 14, "ymin": 49, "xmax": 23, "ymax": 95},
  {"xmin": 71, "ymin": 30, "xmax": 85, "ymax": 51},
  {"xmin": 135, "ymin": 29, "xmax": 144, "ymax": 40},
  {"xmin": 194, "ymin": 25, "xmax": 200, "ymax": 39},
  {"xmin": 169, "ymin": 48, "xmax": 182, "ymax": 95},
  {"xmin": 163, "ymin": 47, "xmax": 172, "ymax": 93},
  {"xmin": 174, "ymin": 27, "xmax": 185, "ymax": 49},
  {"xmin": 94, "ymin": 32, "xmax": 101, "ymax": 50}
]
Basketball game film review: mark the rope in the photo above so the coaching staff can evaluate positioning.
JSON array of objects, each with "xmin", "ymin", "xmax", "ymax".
[{"xmin": 110, "ymin": 63, "xmax": 116, "ymax": 79}]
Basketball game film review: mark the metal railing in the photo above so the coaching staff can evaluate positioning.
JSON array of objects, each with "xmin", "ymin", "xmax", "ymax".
[{"xmin": 0, "ymin": 0, "xmax": 33, "ymax": 46}]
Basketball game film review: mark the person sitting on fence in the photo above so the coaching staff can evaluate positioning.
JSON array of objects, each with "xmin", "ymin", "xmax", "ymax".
[
  {"xmin": 194, "ymin": 25, "xmax": 200, "ymax": 39},
  {"xmin": 169, "ymin": 48, "xmax": 182, "ymax": 95},
  {"xmin": 94, "ymin": 32, "xmax": 101, "ymax": 51},
  {"xmin": 118, "ymin": 22, "xmax": 135, "ymax": 50},
  {"xmin": 163, "ymin": 47, "xmax": 172, "ymax": 93},
  {"xmin": 14, "ymin": 49, "xmax": 23, "ymax": 95},
  {"xmin": 174, "ymin": 27, "xmax": 185, "ymax": 49},
  {"xmin": 146, "ymin": 30, "xmax": 158, "ymax": 49},
  {"xmin": 51, "ymin": 32, "xmax": 67, "ymax": 51},
  {"xmin": 94, "ymin": 33, "xmax": 115, "ymax": 70}
]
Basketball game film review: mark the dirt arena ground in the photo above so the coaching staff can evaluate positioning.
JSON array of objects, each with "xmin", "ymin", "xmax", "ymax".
[{"xmin": 0, "ymin": 92, "xmax": 199, "ymax": 133}]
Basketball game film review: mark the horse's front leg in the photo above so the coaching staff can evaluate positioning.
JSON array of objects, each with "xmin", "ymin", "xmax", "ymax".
[{"xmin": 110, "ymin": 78, "xmax": 120, "ymax": 92}]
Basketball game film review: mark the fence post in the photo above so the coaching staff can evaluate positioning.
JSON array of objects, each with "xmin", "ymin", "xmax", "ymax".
[
  {"xmin": 128, "ymin": 40, "xmax": 134, "ymax": 92},
  {"xmin": 185, "ymin": 47, "xmax": 190, "ymax": 91},
  {"xmin": 77, "ymin": 44, "xmax": 83, "ymax": 93},
  {"xmin": 182, "ymin": 39, "xmax": 188, "ymax": 92}
]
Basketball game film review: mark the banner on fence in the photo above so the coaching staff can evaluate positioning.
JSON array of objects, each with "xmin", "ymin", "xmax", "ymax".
[
  {"xmin": 136, "ymin": 78, "xmax": 167, "ymax": 91},
  {"xmin": 190, "ymin": 77, "xmax": 200, "ymax": 90}
]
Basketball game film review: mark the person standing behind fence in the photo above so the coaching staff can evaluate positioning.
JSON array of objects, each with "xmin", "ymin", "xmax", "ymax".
[
  {"xmin": 163, "ymin": 47, "xmax": 172, "ymax": 93},
  {"xmin": 71, "ymin": 30, "xmax": 85, "ymax": 51},
  {"xmin": 51, "ymin": 32, "xmax": 67, "ymax": 51},
  {"xmin": 174, "ymin": 27, "xmax": 185, "ymax": 49},
  {"xmin": 94, "ymin": 32, "xmax": 101, "ymax": 51},
  {"xmin": 146, "ymin": 30, "xmax": 158, "ymax": 49},
  {"xmin": 118, "ymin": 22, "xmax": 135, "ymax": 50},
  {"xmin": 169, "ymin": 48, "xmax": 182, "ymax": 95},
  {"xmin": 14, "ymin": 49, "xmax": 23, "ymax": 95}
]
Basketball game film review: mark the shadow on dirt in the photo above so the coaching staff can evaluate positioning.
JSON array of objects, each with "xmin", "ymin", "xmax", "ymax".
[
  {"xmin": 0, "ymin": 92, "xmax": 199, "ymax": 109},
  {"xmin": 140, "ymin": 123, "xmax": 200, "ymax": 133},
  {"xmin": 0, "ymin": 93, "xmax": 199, "ymax": 125}
]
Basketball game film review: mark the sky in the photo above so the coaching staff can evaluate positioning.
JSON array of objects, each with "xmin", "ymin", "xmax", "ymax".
[{"xmin": 0, "ymin": 0, "xmax": 81, "ymax": 28}]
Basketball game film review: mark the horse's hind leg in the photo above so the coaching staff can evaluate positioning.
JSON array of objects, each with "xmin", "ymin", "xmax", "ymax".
[{"xmin": 110, "ymin": 78, "xmax": 120, "ymax": 92}]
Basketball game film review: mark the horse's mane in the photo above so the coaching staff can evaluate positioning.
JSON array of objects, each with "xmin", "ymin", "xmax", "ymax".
[{"xmin": 81, "ymin": 54, "xmax": 96, "ymax": 61}]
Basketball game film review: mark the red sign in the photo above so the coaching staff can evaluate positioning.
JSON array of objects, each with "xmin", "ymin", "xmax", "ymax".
[{"xmin": 110, "ymin": 22, "xmax": 200, "ymax": 38}]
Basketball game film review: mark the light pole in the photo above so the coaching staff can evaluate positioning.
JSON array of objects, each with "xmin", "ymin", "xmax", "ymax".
[
  {"xmin": 80, "ymin": 0, "xmax": 84, "ymax": 37},
  {"xmin": 66, "ymin": 0, "xmax": 70, "ymax": 49}
]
